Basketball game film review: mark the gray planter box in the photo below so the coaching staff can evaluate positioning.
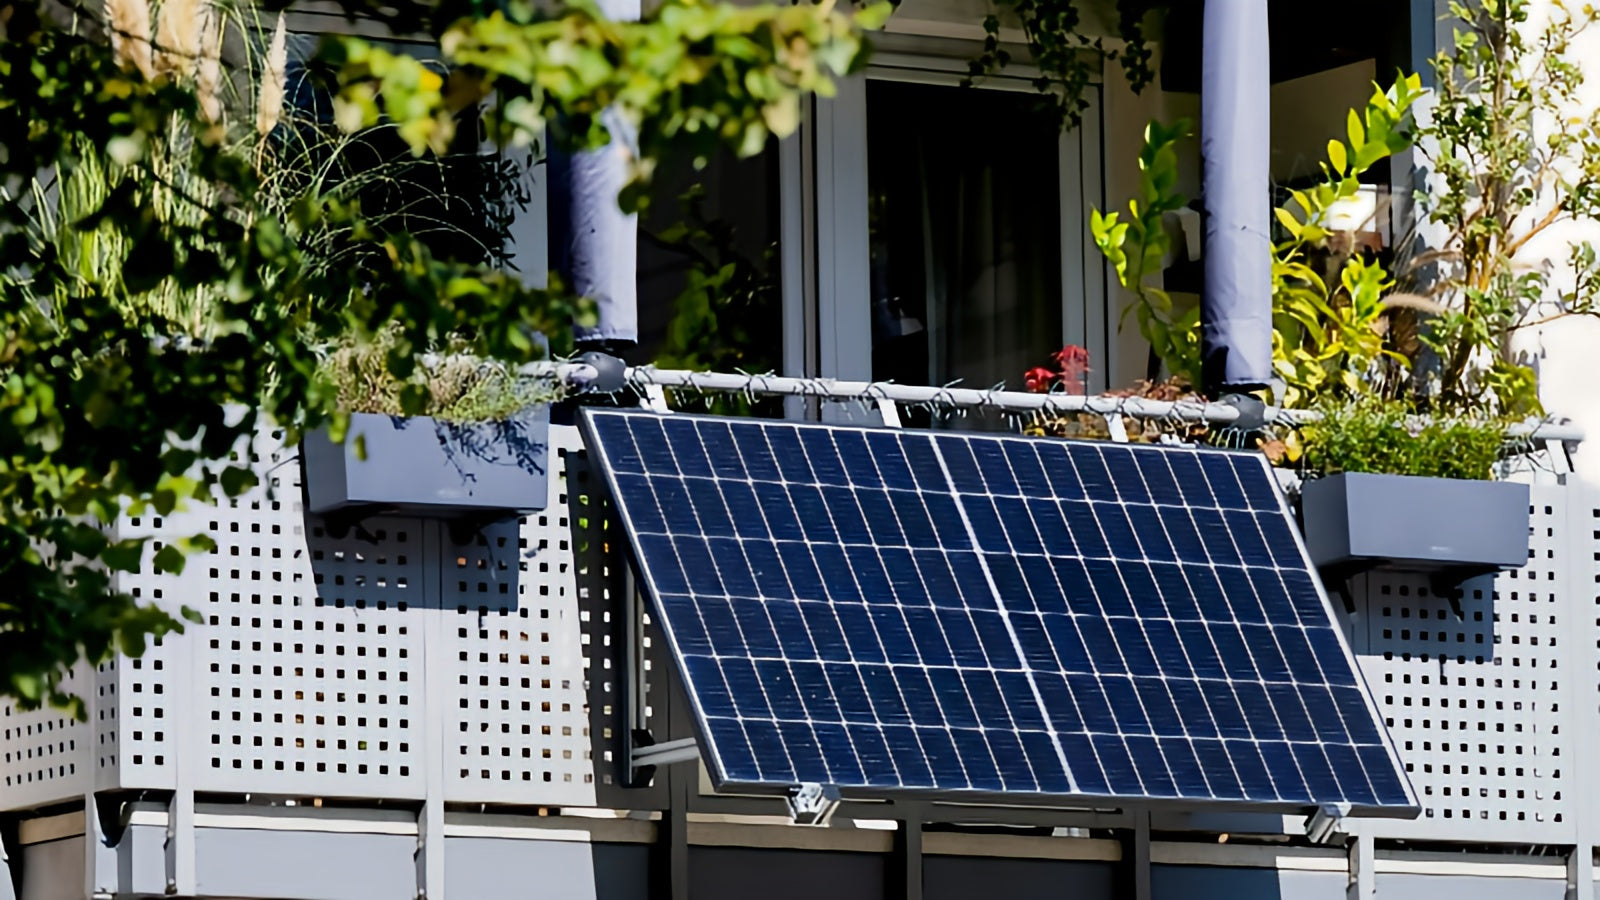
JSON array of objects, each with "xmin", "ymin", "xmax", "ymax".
[
  {"xmin": 1299, "ymin": 472, "xmax": 1530, "ymax": 577},
  {"xmin": 301, "ymin": 408, "xmax": 550, "ymax": 521}
]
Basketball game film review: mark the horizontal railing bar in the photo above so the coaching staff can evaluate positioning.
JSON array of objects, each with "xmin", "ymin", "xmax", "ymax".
[{"xmin": 529, "ymin": 362, "xmax": 1586, "ymax": 445}]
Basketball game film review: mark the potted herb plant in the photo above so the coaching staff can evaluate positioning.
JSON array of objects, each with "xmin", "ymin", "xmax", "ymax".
[
  {"xmin": 301, "ymin": 329, "xmax": 565, "ymax": 527},
  {"xmin": 1296, "ymin": 399, "xmax": 1529, "ymax": 582}
]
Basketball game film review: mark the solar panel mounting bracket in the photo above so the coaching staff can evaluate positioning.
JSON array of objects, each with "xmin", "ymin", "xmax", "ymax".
[
  {"xmin": 1304, "ymin": 802, "xmax": 1352, "ymax": 844},
  {"xmin": 629, "ymin": 735, "xmax": 702, "ymax": 786},
  {"xmin": 641, "ymin": 384, "xmax": 673, "ymax": 414},
  {"xmin": 875, "ymin": 397, "xmax": 902, "ymax": 428},
  {"xmin": 785, "ymin": 783, "xmax": 842, "ymax": 827}
]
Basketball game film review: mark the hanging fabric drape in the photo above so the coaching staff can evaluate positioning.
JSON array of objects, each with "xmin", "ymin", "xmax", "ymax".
[{"xmin": 1200, "ymin": 0, "xmax": 1274, "ymax": 394}]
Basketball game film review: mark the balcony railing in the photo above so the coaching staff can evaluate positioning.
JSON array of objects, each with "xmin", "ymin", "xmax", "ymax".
[{"xmin": 0, "ymin": 377, "xmax": 1594, "ymax": 896}]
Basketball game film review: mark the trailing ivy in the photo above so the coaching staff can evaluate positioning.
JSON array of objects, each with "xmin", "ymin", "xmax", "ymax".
[{"xmin": 967, "ymin": 0, "xmax": 1162, "ymax": 129}]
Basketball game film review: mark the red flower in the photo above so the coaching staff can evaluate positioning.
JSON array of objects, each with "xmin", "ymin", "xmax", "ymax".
[
  {"xmin": 1024, "ymin": 367, "xmax": 1056, "ymax": 393},
  {"xmin": 1053, "ymin": 345, "xmax": 1091, "ymax": 394}
]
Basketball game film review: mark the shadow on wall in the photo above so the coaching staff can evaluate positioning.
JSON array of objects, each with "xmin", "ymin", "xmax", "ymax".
[
  {"xmin": 1152, "ymin": 864, "xmax": 1343, "ymax": 900},
  {"xmin": 303, "ymin": 514, "xmax": 531, "ymax": 614},
  {"xmin": 1351, "ymin": 573, "xmax": 1498, "ymax": 661}
]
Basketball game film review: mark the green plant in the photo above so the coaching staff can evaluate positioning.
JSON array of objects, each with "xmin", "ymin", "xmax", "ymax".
[
  {"xmin": 647, "ymin": 183, "xmax": 783, "ymax": 417},
  {"xmin": 0, "ymin": 0, "xmax": 881, "ymax": 713},
  {"xmin": 337, "ymin": 0, "xmax": 891, "ymax": 206},
  {"xmin": 1301, "ymin": 398, "xmax": 1506, "ymax": 480},
  {"xmin": 1091, "ymin": 118, "xmax": 1197, "ymax": 386},
  {"xmin": 1093, "ymin": 76, "xmax": 1423, "ymax": 408},
  {"xmin": 1397, "ymin": 0, "xmax": 1600, "ymax": 417},
  {"xmin": 1270, "ymin": 74, "xmax": 1422, "ymax": 407},
  {"xmin": 318, "ymin": 329, "xmax": 566, "ymax": 423}
]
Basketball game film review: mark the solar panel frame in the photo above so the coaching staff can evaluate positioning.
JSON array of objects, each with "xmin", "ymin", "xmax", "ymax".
[{"xmin": 580, "ymin": 409, "xmax": 1419, "ymax": 818}]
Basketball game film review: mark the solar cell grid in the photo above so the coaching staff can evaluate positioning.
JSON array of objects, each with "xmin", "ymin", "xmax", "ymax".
[{"xmin": 582, "ymin": 410, "xmax": 1417, "ymax": 815}]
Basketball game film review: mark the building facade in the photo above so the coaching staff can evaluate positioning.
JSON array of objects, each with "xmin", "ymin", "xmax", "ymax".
[{"xmin": 6, "ymin": 1, "xmax": 1600, "ymax": 898}]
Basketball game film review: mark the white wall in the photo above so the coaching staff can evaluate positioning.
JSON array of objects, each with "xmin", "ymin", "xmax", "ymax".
[{"xmin": 1505, "ymin": 0, "xmax": 1600, "ymax": 482}]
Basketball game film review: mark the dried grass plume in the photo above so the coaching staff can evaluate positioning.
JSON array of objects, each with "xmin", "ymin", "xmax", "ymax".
[
  {"xmin": 256, "ymin": 13, "xmax": 287, "ymax": 137},
  {"xmin": 106, "ymin": 0, "xmax": 155, "ymax": 80},
  {"xmin": 196, "ymin": 5, "xmax": 224, "ymax": 121},
  {"xmin": 154, "ymin": 0, "xmax": 202, "ymax": 79}
]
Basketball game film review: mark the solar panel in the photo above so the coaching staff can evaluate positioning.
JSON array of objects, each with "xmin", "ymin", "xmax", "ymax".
[{"xmin": 581, "ymin": 410, "xmax": 1417, "ymax": 815}]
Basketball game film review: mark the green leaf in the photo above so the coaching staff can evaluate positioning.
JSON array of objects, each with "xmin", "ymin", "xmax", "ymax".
[
  {"xmin": 1326, "ymin": 139, "xmax": 1348, "ymax": 175},
  {"xmin": 219, "ymin": 467, "xmax": 258, "ymax": 497},
  {"xmin": 1274, "ymin": 207, "xmax": 1305, "ymax": 238},
  {"xmin": 102, "ymin": 539, "xmax": 147, "ymax": 573},
  {"xmin": 152, "ymin": 545, "xmax": 187, "ymax": 575}
]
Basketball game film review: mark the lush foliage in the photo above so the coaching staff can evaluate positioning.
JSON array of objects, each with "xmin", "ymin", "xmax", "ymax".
[
  {"xmin": 1301, "ymin": 399, "xmax": 1506, "ymax": 481},
  {"xmin": 1090, "ymin": 118, "xmax": 1197, "ymax": 385},
  {"xmin": 0, "ymin": 0, "xmax": 881, "ymax": 711},
  {"xmin": 1270, "ymin": 74, "xmax": 1423, "ymax": 407},
  {"xmin": 1093, "ymin": 77, "xmax": 1423, "ymax": 410},
  {"xmin": 331, "ymin": 0, "xmax": 889, "ymax": 208},
  {"xmin": 1398, "ymin": 0, "xmax": 1600, "ymax": 417}
]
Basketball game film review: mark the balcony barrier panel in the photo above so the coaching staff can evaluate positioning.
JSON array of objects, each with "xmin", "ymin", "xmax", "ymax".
[
  {"xmin": 1, "ymin": 424, "xmax": 668, "ymax": 814},
  {"xmin": 0, "ymin": 420, "xmax": 1592, "ymax": 852}
]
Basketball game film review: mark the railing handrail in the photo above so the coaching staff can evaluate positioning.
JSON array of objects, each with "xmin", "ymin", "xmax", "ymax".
[{"xmin": 528, "ymin": 362, "xmax": 1587, "ymax": 445}]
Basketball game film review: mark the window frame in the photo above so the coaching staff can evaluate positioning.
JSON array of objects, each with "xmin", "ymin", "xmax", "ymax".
[{"xmin": 800, "ymin": 52, "xmax": 1110, "ymax": 395}]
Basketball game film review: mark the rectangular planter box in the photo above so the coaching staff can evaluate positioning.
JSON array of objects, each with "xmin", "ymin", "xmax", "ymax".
[
  {"xmin": 301, "ymin": 407, "xmax": 550, "ymax": 520},
  {"xmin": 1299, "ymin": 472, "xmax": 1530, "ymax": 576}
]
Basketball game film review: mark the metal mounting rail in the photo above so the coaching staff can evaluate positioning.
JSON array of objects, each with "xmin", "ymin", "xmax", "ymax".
[
  {"xmin": 631, "ymin": 737, "xmax": 702, "ymax": 770},
  {"xmin": 529, "ymin": 362, "xmax": 1587, "ymax": 445}
]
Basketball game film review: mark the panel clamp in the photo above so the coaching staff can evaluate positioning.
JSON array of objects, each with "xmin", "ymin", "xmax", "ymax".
[
  {"xmin": 785, "ymin": 783, "xmax": 842, "ymax": 826},
  {"xmin": 1304, "ymin": 802, "xmax": 1351, "ymax": 844}
]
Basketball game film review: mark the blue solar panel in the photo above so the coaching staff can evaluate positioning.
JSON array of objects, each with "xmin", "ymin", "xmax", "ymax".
[{"xmin": 582, "ymin": 410, "xmax": 1417, "ymax": 814}]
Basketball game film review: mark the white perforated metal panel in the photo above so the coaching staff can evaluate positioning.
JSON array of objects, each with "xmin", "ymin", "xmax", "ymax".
[
  {"xmin": 103, "ymin": 506, "xmax": 201, "ymax": 791},
  {"xmin": 190, "ymin": 427, "xmax": 428, "ymax": 798},
  {"xmin": 13, "ymin": 421, "xmax": 1596, "ymax": 853},
  {"xmin": 0, "ymin": 422, "xmax": 633, "ymax": 814},
  {"xmin": 0, "ymin": 664, "xmax": 92, "ymax": 809},
  {"xmin": 442, "ymin": 427, "xmax": 596, "ymax": 806},
  {"xmin": 1351, "ymin": 487, "xmax": 1574, "ymax": 843}
]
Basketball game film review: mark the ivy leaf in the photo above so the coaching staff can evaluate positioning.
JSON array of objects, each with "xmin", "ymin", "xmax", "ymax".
[
  {"xmin": 219, "ymin": 466, "xmax": 258, "ymax": 497},
  {"xmin": 101, "ymin": 539, "xmax": 147, "ymax": 573},
  {"xmin": 152, "ymin": 545, "xmax": 187, "ymax": 575}
]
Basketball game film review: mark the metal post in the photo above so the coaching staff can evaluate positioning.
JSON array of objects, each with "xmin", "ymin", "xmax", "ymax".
[
  {"xmin": 1117, "ymin": 810, "xmax": 1151, "ymax": 900},
  {"xmin": 890, "ymin": 815, "xmax": 923, "ymax": 900},
  {"xmin": 779, "ymin": 129, "xmax": 808, "ymax": 423},
  {"xmin": 654, "ymin": 768, "xmax": 690, "ymax": 900},
  {"xmin": 0, "ymin": 821, "xmax": 15, "ymax": 900},
  {"xmin": 164, "ymin": 789, "xmax": 194, "ymax": 896},
  {"xmin": 1569, "ymin": 846, "xmax": 1595, "ymax": 900},
  {"xmin": 85, "ymin": 793, "xmax": 116, "ymax": 900},
  {"xmin": 416, "ymin": 522, "xmax": 447, "ymax": 899},
  {"xmin": 167, "ymin": 609, "xmax": 198, "ymax": 896},
  {"xmin": 620, "ymin": 564, "xmax": 653, "ymax": 788},
  {"xmin": 1564, "ymin": 488, "xmax": 1597, "ymax": 899},
  {"xmin": 1347, "ymin": 832, "xmax": 1375, "ymax": 900}
]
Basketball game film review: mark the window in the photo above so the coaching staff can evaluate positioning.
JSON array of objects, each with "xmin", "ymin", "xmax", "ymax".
[
  {"xmin": 810, "ymin": 66, "xmax": 1106, "ymax": 420},
  {"xmin": 866, "ymin": 81, "xmax": 1066, "ymax": 416},
  {"xmin": 636, "ymin": 149, "xmax": 783, "ymax": 375}
]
